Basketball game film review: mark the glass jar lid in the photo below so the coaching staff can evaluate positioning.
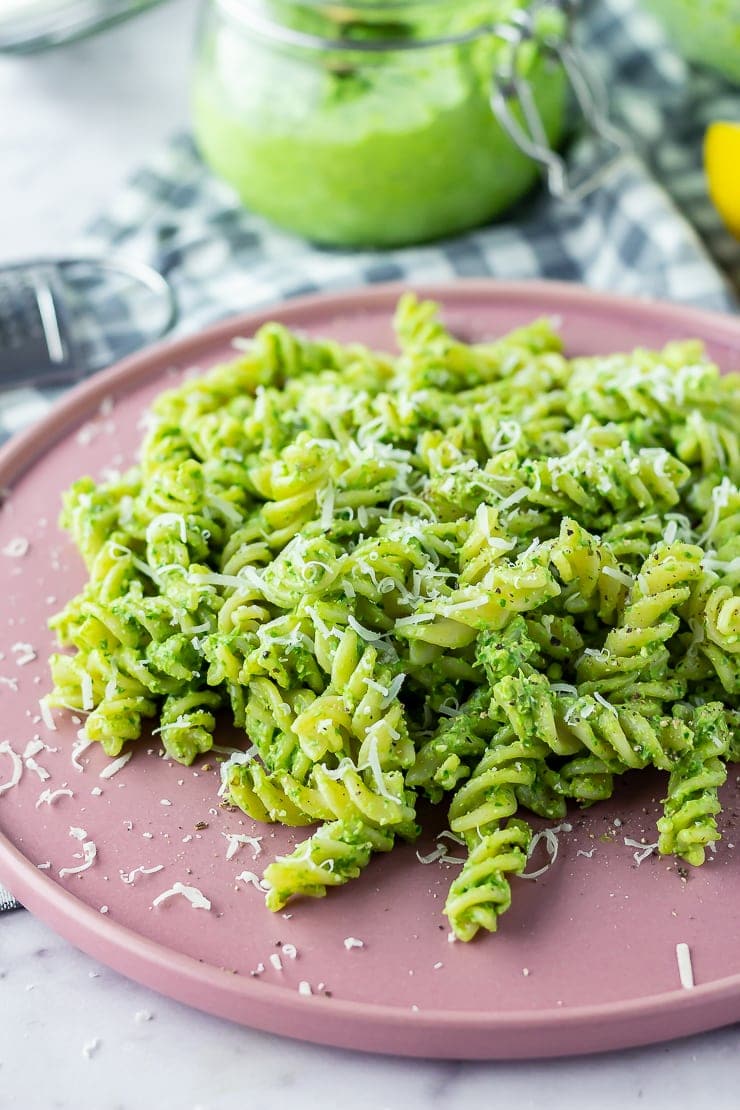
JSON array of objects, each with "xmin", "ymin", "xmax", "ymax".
[{"xmin": 211, "ymin": 0, "xmax": 567, "ymax": 51}]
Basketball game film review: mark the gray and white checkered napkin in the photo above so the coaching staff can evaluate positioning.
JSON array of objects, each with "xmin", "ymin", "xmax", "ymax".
[{"xmin": 1, "ymin": 0, "xmax": 738, "ymax": 910}]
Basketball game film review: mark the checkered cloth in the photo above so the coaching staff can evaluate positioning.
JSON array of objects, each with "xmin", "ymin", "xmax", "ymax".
[{"xmin": 1, "ymin": 0, "xmax": 738, "ymax": 910}]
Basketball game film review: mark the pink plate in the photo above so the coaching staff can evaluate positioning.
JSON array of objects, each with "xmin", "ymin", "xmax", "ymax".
[{"xmin": 0, "ymin": 280, "xmax": 739, "ymax": 1059}]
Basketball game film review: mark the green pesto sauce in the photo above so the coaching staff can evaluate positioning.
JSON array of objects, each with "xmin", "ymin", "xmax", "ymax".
[{"xmin": 191, "ymin": 18, "xmax": 567, "ymax": 247}]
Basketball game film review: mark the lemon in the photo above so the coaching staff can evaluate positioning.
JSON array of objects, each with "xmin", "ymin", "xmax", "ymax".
[{"xmin": 704, "ymin": 121, "xmax": 740, "ymax": 239}]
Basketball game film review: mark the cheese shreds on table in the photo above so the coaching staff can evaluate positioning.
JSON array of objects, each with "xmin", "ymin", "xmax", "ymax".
[
  {"xmin": 520, "ymin": 823, "xmax": 573, "ymax": 881},
  {"xmin": 39, "ymin": 699, "xmax": 56, "ymax": 731},
  {"xmin": 11, "ymin": 642, "xmax": 37, "ymax": 666},
  {"xmin": 236, "ymin": 870, "xmax": 267, "ymax": 891},
  {"xmin": 624, "ymin": 837, "xmax": 659, "ymax": 866},
  {"xmin": 35, "ymin": 787, "xmax": 74, "ymax": 808},
  {"xmin": 676, "ymin": 942, "xmax": 695, "ymax": 990},
  {"xmin": 222, "ymin": 832, "xmax": 262, "ymax": 861},
  {"xmin": 99, "ymin": 752, "xmax": 132, "ymax": 780},
  {"xmin": 81, "ymin": 1038, "xmax": 101, "ymax": 1060},
  {"xmin": 151, "ymin": 882, "xmax": 211, "ymax": 910},
  {"xmin": 24, "ymin": 757, "xmax": 50, "ymax": 782},
  {"xmin": 71, "ymin": 732, "xmax": 92, "ymax": 770},
  {"xmin": 1, "ymin": 537, "xmax": 29, "ymax": 558},
  {"xmin": 23, "ymin": 739, "xmax": 51, "ymax": 760},
  {"xmin": 0, "ymin": 741, "xmax": 23, "ymax": 796},
  {"xmin": 58, "ymin": 826, "xmax": 97, "ymax": 878},
  {"xmin": 416, "ymin": 845, "xmax": 446, "ymax": 865},
  {"xmin": 119, "ymin": 865, "xmax": 164, "ymax": 885}
]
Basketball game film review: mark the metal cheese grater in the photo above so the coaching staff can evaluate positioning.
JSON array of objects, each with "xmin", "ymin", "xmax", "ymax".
[{"xmin": 0, "ymin": 256, "xmax": 176, "ymax": 391}]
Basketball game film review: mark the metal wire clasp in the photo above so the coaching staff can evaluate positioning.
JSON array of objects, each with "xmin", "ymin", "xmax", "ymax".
[{"xmin": 490, "ymin": 0, "xmax": 630, "ymax": 203}]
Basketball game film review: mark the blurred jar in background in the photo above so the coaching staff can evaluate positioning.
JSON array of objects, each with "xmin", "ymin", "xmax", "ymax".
[
  {"xmin": 191, "ymin": 0, "xmax": 571, "ymax": 248},
  {"xmin": 641, "ymin": 0, "xmax": 740, "ymax": 84}
]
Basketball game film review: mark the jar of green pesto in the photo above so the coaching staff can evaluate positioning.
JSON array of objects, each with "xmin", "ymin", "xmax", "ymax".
[{"xmin": 192, "ymin": 0, "xmax": 621, "ymax": 247}]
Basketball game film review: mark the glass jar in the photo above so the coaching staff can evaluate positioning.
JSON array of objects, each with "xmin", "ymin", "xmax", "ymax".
[
  {"xmin": 0, "ymin": 0, "xmax": 164, "ymax": 53},
  {"xmin": 191, "ymin": 0, "xmax": 577, "ymax": 248},
  {"xmin": 640, "ymin": 0, "xmax": 740, "ymax": 85}
]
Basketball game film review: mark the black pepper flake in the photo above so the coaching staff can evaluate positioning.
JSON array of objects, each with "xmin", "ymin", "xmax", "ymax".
[{"xmin": 194, "ymin": 821, "xmax": 208, "ymax": 830}]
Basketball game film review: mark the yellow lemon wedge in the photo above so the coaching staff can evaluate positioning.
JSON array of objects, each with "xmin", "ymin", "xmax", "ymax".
[{"xmin": 704, "ymin": 121, "xmax": 740, "ymax": 239}]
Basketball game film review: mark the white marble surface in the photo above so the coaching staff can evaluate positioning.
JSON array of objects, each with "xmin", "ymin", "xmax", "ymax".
[{"xmin": 2, "ymin": 4, "xmax": 740, "ymax": 1107}]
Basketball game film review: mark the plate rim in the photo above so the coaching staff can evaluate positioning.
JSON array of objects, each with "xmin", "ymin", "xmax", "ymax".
[{"xmin": 1, "ymin": 278, "xmax": 739, "ymax": 1059}]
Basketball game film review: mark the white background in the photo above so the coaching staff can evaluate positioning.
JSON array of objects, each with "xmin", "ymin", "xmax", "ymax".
[{"xmin": 1, "ymin": 2, "xmax": 739, "ymax": 1106}]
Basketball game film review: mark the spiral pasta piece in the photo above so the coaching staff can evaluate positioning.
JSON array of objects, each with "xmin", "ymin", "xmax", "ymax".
[
  {"xmin": 523, "ymin": 445, "xmax": 690, "ymax": 527},
  {"xmin": 657, "ymin": 703, "xmax": 730, "ymax": 865},
  {"xmin": 407, "ymin": 686, "xmax": 497, "ymax": 801},
  {"xmin": 444, "ymin": 818, "xmax": 532, "ymax": 942},
  {"xmin": 157, "ymin": 688, "xmax": 222, "ymax": 764},
  {"xmin": 494, "ymin": 672, "xmax": 693, "ymax": 773},
  {"xmin": 263, "ymin": 819, "xmax": 394, "ymax": 911},
  {"xmin": 549, "ymin": 518, "xmax": 626, "ymax": 623},
  {"xmin": 447, "ymin": 726, "xmax": 549, "ymax": 836}
]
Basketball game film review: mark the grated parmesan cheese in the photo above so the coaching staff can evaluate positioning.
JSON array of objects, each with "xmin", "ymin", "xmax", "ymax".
[
  {"xmin": 381, "ymin": 673, "xmax": 405, "ymax": 709},
  {"xmin": 82, "ymin": 1038, "xmax": 101, "ymax": 1060},
  {"xmin": 223, "ymin": 832, "xmax": 262, "ymax": 861},
  {"xmin": 593, "ymin": 692, "xmax": 618, "ymax": 716},
  {"xmin": 35, "ymin": 787, "xmax": 74, "ymax": 808},
  {"xmin": 218, "ymin": 747, "xmax": 257, "ymax": 797},
  {"xmin": 11, "ymin": 642, "xmax": 36, "ymax": 666},
  {"xmin": 347, "ymin": 615, "xmax": 382, "ymax": 642},
  {"xmin": 416, "ymin": 846, "xmax": 446, "ymax": 865},
  {"xmin": 80, "ymin": 673, "xmax": 94, "ymax": 712},
  {"xmin": 602, "ymin": 565, "xmax": 633, "ymax": 588},
  {"xmin": 24, "ymin": 757, "xmax": 50, "ymax": 782},
  {"xmin": 1, "ymin": 537, "xmax": 29, "ymax": 558},
  {"xmin": 59, "ymin": 827, "xmax": 97, "ymax": 879},
  {"xmin": 99, "ymin": 752, "xmax": 132, "ymax": 780},
  {"xmin": 39, "ymin": 698, "xmax": 56, "ymax": 731},
  {"xmin": 624, "ymin": 837, "xmax": 658, "ymax": 866},
  {"xmin": 152, "ymin": 882, "xmax": 211, "ymax": 910},
  {"xmin": 71, "ymin": 731, "xmax": 93, "ymax": 771},
  {"xmin": 520, "ymin": 822, "xmax": 573, "ymax": 881},
  {"xmin": 236, "ymin": 870, "xmax": 268, "ymax": 891},
  {"xmin": 343, "ymin": 937, "xmax": 364, "ymax": 950},
  {"xmin": 676, "ymin": 942, "xmax": 694, "ymax": 989},
  {"xmin": 119, "ymin": 865, "xmax": 164, "ymax": 884},
  {"xmin": 0, "ymin": 741, "xmax": 23, "ymax": 796},
  {"xmin": 146, "ymin": 512, "xmax": 188, "ymax": 546}
]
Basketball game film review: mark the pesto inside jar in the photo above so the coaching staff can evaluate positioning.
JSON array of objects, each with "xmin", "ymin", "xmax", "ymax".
[{"xmin": 191, "ymin": 0, "xmax": 568, "ymax": 247}]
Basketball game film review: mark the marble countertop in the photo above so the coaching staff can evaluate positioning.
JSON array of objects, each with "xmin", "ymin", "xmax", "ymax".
[{"xmin": 1, "ymin": 3, "xmax": 739, "ymax": 1106}]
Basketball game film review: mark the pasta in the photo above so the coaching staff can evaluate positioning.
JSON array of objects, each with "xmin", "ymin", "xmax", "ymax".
[{"xmin": 48, "ymin": 294, "xmax": 740, "ymax": 941}]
